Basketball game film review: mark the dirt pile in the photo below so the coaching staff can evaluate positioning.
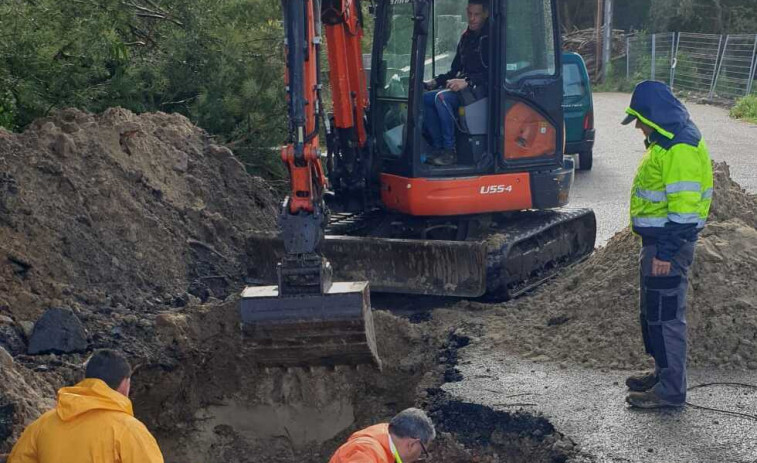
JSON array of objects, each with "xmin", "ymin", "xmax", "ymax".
[
  {"xmin": 476, "ymin": 161, "xmax": 757, "ymax": 370},
  {"xmin": 0, "ymin": 107, "xmax": 278, "ymax": 451},
  {"xmin": 0, "ymin": 107, "xmax": 277, "ymax": 326}
]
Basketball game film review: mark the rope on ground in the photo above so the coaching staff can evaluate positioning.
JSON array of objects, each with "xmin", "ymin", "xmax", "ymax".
[
  {"xmin": 687, "ymin": 381, "xmax": 757, "ymax": 391},
  {"xmin": 685, "ymin": 381, "xmax": 757, "ymax": 422}
]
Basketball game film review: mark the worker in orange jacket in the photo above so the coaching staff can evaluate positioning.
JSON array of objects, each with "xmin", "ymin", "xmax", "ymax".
[
  {"xmin": 7, "ymin": 349, "xmax": 164, "ymax": 463},
  {"xmin": 328, "ymin": 408, "xmax": 435, "ymax": 463}
]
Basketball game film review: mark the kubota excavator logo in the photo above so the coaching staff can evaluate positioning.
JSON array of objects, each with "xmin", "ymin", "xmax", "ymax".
[{"xmin": 480, "ymin": 184, "xmax": 513, "ymax": 194}]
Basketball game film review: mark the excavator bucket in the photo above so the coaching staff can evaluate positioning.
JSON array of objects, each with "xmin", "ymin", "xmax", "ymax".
[{"xmin": 240, "ymin": 281, "xmax": 381, "ymax": 368}]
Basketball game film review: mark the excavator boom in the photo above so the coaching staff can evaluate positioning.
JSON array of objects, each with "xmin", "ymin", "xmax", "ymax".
[{"xmin": 240, "ymin": 0, "xmax": 380, "ymax": 368}]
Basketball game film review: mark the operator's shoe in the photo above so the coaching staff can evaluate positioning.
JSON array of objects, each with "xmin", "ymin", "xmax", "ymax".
[
  {"xmin": 626, "ymin": 390, "xmax": 685, "ymax": 409},
  {"xmin": 625, "ymin": 370, "xmax": 658, "ymax": 392},
  {"xmin": 428, "ymin": 148, "xmax": 456, "ymax": 166}
]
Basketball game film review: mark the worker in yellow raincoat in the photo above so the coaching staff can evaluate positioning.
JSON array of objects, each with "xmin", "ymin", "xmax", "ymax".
[{"xmin": 7, "ymin": 349, "xmax": 163, "ymax": 463}]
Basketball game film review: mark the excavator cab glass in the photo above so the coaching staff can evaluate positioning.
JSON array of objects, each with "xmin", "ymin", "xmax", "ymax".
[
  {"xmin": 372, "ymin": 0, "xmax": 414, "ymax": 158},
  {"xmin": 371, "ymin": 0, "xmax": 564, "ymax": 179}
]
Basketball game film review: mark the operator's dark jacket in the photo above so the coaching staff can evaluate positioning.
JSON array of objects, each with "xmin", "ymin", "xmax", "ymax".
[{"xmin": 434, "ymin": 22, "xmax": 490, "ymax": 88}]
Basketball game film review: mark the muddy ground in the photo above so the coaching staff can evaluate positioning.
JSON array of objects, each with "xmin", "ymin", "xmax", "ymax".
[
  {"xmin": 1, "ymin": 108, "xmax": 756, "ymax": 462},
  {"xmin": 0, "ymin": 109, "xmax": 582, "ymax": 462}
]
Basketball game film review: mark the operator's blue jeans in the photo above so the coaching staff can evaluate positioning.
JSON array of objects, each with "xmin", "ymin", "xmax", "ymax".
[{"xmin": 423, "ymin": 89, "xmax": 460, "ymax": 150}]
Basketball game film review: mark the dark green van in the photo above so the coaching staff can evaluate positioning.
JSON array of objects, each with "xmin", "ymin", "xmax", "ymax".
[{"xmin": 562, "ymin": 52, "xmax": 595, "ymax": 170}]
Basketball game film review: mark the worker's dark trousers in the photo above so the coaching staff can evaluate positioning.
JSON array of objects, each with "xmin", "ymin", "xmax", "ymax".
[{"xmin": 639, "ymin": 241, "xmax": 696, "ymax": 404}]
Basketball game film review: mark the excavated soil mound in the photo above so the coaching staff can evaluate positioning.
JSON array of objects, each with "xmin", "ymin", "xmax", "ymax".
[
  {"xmin": 476, "ymin": 162, "xmax": 757, "ymax": 370},
  {"xmin": 0, "ymin": 107, "xmax": 277, "ymax": 325},
  {"xmin": 0, "ymin": 107, "xmax": 277, "ymax": 451}
]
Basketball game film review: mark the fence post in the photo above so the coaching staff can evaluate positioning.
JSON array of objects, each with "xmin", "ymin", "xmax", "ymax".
[
  {"xmin": 669, "ymin": 33, "xmax": 676, "ymax": 86},
  {"xmin": 651, "ymin": 34, "xmax": 656, "ymax": 80},
  {"xmin": 626, "ymin": 36, "xmax": 631, "ymax": 79},
  {"xmin": 709, "ymin": 35, "xmax": 725, "ymax": 99},
  {"xmin": 747, "ymin": 34, "xmax": 757, "ymax": 95}
]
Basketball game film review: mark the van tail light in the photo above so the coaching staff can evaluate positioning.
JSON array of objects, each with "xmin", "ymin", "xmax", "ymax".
[{"xmin": 583, "ymin": 111, "xmax": 594, "ymax": 130}]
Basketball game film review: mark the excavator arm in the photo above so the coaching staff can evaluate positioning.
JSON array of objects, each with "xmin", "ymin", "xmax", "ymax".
[{"xmin": 240, "ymin": 0, "xmax": 380, "ymax": 368}]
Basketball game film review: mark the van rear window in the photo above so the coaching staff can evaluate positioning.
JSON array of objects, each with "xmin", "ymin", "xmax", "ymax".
[{"xmin": 563, "ymin": 63, "xmax": 585, "ymax": 98}]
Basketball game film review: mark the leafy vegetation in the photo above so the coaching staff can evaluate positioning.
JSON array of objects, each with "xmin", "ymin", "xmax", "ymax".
[
  {"xmin": 0, "ymin": 0, "xmax": 288, "ymax": 179},
  {"xmin": 730, "ymin": 95, "xmax": 757, "ymax": 124},
  {"xmin": 2, "ymin": 0, "xmax": 757, "ymax": 177},
  {"xmin": 561, "ymin": 0, "xmax": 757, "ymax": 34}
]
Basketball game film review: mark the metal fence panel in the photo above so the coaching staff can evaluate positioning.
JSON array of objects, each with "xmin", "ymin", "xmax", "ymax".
[
  {"xmin": 624, "ymin": 30, "xmax": 757, "ymax": 100},
  {"xmin": 750, "ymin": 50, "xmax": 757, "ymax": 95},
  {"xmin": 627, "ymin": 34, "xmax": 652, "ymax": 80},
  {"xmin": 674, "ymin": 33, "xmax": 723, "ymax": 97},
  {"xmin": 713, "ymin": 34, "xmax": 757, "ymax": 99},
  {"xmin": 652, "ymin": 32, "xmax": 676, "ymax": 84}
]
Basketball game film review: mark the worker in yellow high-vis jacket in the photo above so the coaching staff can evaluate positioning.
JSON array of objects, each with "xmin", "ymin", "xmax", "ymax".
[
  {"xmin": 622, "ymin": 80, "xmax": 713, "ymax": 409},
  {"xmin": 8, "ymin": 349, "xmax": 164, "ymax": 463}
]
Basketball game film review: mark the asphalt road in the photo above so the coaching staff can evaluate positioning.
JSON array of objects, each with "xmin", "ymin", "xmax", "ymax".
[
  {"xmin": 445, "ymin": 348, "xmax": 757, "ymax": 463},
  {"xmin": 569, "ymin": 92, "xmax": 757, "ymax": 245},
  {"xmin": 445, "ymin": 94, "xmax": 757, "ymax": 463}
]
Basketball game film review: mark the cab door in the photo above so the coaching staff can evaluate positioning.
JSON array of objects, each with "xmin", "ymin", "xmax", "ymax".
[
  {"xmin": 369, "ymin": 0, "xmax": 430, "ymax": 178},
  {"xmin": 496, "ymin": 0, "xmax": 563, "ymax": 171}
]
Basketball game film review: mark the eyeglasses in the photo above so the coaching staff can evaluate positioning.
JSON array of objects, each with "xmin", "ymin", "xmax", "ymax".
[{"xmin": 417, "ymin": 439, "xmax": 431, "ymax": 461}]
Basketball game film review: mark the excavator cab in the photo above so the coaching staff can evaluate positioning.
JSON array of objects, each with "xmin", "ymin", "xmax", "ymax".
[
  {"xmin": 371, "ymin": 0, "xmax": 569, "ymax": 209},
  {"xmin": 242, "ymin": 0, "xmax": 596, "ymax": 368},
  {"xmin": 319, "ymin": 0, "xmax": 595, "ymax": 295}
]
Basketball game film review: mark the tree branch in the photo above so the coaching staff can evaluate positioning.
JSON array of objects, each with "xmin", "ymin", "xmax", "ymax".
[
  {"xmin": 122, "ymin": 1, "xmax": 184, "ymax": 27},
  {"xmin": 135, "ymin": 12, "xmax": 184, "ymax": 27}
]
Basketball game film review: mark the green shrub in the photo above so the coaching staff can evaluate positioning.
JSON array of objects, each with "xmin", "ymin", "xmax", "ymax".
[
  {"xmin": 730, "ymin": 95, "xmax": 757, "ymax": 124},
  {"xmin": 0, "ymin": 90, "xmax": 16, "ymax": 130},
  {"xmin": 0, "ymin": 0, "xmax": 288, "ymax": 181}
]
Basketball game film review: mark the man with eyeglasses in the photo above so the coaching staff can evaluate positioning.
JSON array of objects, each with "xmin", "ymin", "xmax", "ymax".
[{"xmin": 328, "ymin": 408, "xmax": 435, "ymax": 463}]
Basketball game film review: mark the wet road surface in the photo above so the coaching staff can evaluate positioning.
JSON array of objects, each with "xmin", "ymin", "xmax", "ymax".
[{"xmin": 445, "ymin": 347, "xmax": 757, "ymax": 463}]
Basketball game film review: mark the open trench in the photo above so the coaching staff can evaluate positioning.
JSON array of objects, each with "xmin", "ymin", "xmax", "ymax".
[{"xmin": 128, "ymin": 301, "xmax": 580, "ymax": 463}]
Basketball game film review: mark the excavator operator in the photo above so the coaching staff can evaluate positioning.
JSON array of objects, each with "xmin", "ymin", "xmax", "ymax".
[{"xmin": 422, "ymin": 0, "xmax": 490, "ymax": 166}]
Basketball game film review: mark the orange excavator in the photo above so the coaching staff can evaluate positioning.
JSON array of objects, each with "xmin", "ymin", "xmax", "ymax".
[{"xmin": 241, "ymin": 0, "xmax": 596, "ymax": 367}]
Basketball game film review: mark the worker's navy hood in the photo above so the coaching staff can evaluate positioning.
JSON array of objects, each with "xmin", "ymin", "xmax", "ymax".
[{"xmin": 623, "ymin": 80, "xmax": 701, "ymax": 149}]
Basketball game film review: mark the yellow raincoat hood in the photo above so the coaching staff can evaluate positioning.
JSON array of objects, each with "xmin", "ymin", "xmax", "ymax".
[{"xmin": 56, "ymin": 378, "xmax": 133, "ymax": 421}]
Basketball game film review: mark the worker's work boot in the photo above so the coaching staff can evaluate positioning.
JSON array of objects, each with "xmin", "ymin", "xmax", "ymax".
[
  {"xmin": 626, "ymin": 390, "xmax": 685, "ymax": 409},
  {"xmin": 625, "ymin": 370, "xmax": 658, "ymax": 392},
  {"xmin": 428, "ymin": 148, "xmax": 456, "ymax": 166}
]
